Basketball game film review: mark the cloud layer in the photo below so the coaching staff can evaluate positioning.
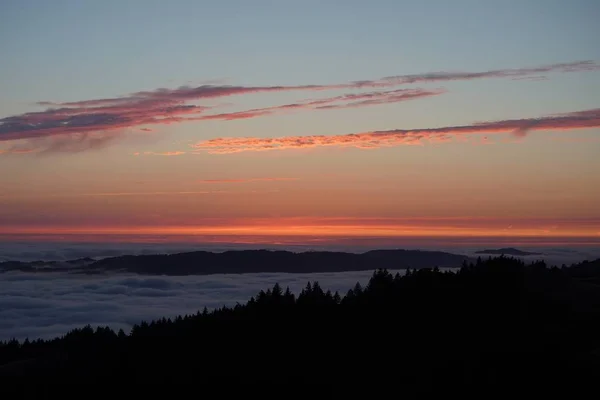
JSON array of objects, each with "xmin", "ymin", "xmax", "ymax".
[
  {"xmin": 0, "ymin": 270, "xmax": 398, "ymax": 340},
  {"xmin": 1, "ymin": 60, "xmax": 597, "ymax": 153},
  {"xmin": 3, "ymin": 238, "xmax": 598, "ymax": 341},
  {"xmin": 193, "ymin": 108, "xmax": 600, "ymax": 153},
  {"xmin": 1, "ymin": 240, "xmax": 598, "ymax": 264}
]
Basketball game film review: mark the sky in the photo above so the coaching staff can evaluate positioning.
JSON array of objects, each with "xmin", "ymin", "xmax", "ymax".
[{"xmin": 1, "ymin": 0, "xmax": 599, "ymax": 246}]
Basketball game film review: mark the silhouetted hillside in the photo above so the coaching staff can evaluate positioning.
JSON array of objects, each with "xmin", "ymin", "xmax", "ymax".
[
  {"xmin": 565, "ymin": 258, "xmax": 600, "ymax": 278},
  {"xmin": 1, "ymin": 256, "xmax": 600, "ymax": 396},
  {"xmin": 475, "ymin": 247, "xmax": 542, "ymax": 256},
  {"xmin": 0, "ymin": 249, "xmax": 469, "ymax": 275}
]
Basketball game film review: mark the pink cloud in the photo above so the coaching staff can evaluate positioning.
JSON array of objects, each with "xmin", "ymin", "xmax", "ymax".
[
  {"xmin": 1, "ymin": 60, "xmax": 597, "ymax": 152},
  {"xmin": 376, "ymin": 60, "xmax": 599, "ymax": 85},
  {"xmin": 139, "ymin": 151, "xmax": 186, "ymax": 156},
  {"xmin": 0, "ymin": 148, "xmax": 37, "ymax": 155},
  {"xmin": 192, "ymin": 108, "xmax": 600, "ymax": 154},
  {"xmin": 77, "ymin": 190, "xmax": 228, "ymax": 197},
  {"xmin": 196, "ymin": 88, "xmax": 444, "ymax": 121},
  {"xmin": 0, "ymin": 132, "xmax": 122, "ymax": 155},
  {"xmin": 197, "ymin": 177, "xmax": 298, "ymax": 183},
  {"xmin": 548, "ymin": 136, "xmax": 600, "ymax": 143}
]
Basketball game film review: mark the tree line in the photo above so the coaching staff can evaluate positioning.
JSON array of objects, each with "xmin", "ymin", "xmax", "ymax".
[{"xmin": 1, "ymin": 255, "xmax": 600, "ymax": 396}]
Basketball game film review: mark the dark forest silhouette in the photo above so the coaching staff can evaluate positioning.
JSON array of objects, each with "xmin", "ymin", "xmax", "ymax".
[{"xmin": 2, "ymin": 256, "xmax": 600, "ymax": 396}]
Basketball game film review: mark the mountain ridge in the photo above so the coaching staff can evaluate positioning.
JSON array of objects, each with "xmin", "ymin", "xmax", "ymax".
[
  {"xmin": 475, "ymin": 247, "xmax": 543, "ymax": 256},
  {"xmin": 0, "ymin": 248, "xmax": 470, "ymax": 275}
]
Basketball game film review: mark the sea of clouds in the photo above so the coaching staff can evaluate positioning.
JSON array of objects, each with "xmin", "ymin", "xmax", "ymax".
[
  {"xmin": 2, "ymin": 240, "xmax": 598, "ymax": 265},
  {"xmin": 0, "ymin": 269, "xmax": 410, "ymax": 342},
  {"xmin": 2, "ymin": 240, "xmax": 599, "ymax": 342}
]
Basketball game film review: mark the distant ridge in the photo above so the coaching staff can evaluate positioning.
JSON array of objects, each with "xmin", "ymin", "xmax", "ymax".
[
  {"xmin": 475, "ymin": 247, "xmax": 543, "ymax": 256},
  {"xmin": 0, "ymin": 249, "xmax": 470, "ymax": 276}
]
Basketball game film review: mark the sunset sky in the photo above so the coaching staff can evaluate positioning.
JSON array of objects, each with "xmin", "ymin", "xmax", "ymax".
[{"xmin": 1, "ymin": 0, "xmax": 599, "ymax": 245}]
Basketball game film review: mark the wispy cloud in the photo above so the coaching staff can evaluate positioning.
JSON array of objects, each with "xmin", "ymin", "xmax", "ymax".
[
  {"xmin": 197, "ymin": 177, "xmax": 298, "ymax": 183},
  {"xmin": 0, "ymin": 147, "xmax": 37, "ymax": 155},
  {"xmin": 134, "ymin": 151, "xmax": 186, "ymax": 156},
  {"xmin": 548, "ymin": 136, "xmax": 600, "ymax": 143},
  {"xmin": 0, "ymin": 131, "xmax": 124, "ymax": 155},
  {"xmin": 1, "ymin": 87, "xmax": 442, "ymax": 145},
  {"xmin": 77, "ymin": 191, "xmax": 229, "ymax": 197},
  {"xmin": 0, "ymin": 60, "xmax": 597, "ymax": 152},
  {"xmin": 196, "ymin": 88, "xmax": 445, "ymax": 121},
  {"xmin": 376, "ymin": 60, "xmax": 598, "ymax": 85},
  {"xmin": 192, "ymin": 108, "xmax": 600, "ymax": 154}
]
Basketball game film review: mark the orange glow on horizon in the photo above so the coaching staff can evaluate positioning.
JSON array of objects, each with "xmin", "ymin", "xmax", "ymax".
[{"xmin": 1, "ymin": 220, "xmax": 597, "ymax": 238}]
